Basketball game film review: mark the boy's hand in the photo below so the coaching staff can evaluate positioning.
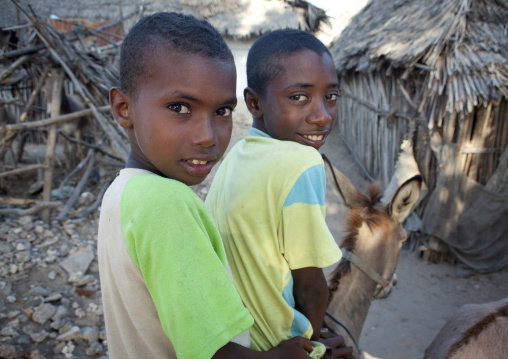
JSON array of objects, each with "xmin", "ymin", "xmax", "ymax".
[
  {"xmin": 270, "ymin": 336, "xmax": 313, "ymax": 358},
  {"xmin": 320, "ymin": 336, "xmax": 354, "ymax": 358}
]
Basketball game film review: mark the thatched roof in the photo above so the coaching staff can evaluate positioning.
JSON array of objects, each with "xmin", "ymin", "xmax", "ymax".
[
  {"xmin": 2, "ymin": 0, "xmax": 327, "ymax": 38},
  {"xmin": 329, "ymin": 0, "xmax": 508, "ymax": 113},
  {"xmin": 188, "ymin": 0, "xmax": 328, "ymax": 38}
]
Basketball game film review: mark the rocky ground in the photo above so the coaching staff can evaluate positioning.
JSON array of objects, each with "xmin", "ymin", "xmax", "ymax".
[
  {"xmin": 0, "ymin": 211, "xmax": 104, "ymax": 358},
  {"xmin": 0, "ymin": 173, "xmax": 219, "ymax": 359}
]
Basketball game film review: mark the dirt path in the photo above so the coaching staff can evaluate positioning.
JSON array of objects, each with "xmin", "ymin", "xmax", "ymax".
[{"xmin": 358, "ymin": 248, "xmax": 508, "ymax": 359}]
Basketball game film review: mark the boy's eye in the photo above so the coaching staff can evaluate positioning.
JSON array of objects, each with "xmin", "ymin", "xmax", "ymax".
[
  {"xmin": 289, "ymin": 94, "xmax": 309, "ymax": 102},
  {"xmin": 326, "ymin": 93, "xmax": 340, "ymax": 101},
  {"xmin": 169, "ymin": 104, "xmax": 191, "ymax": 114},
  {"xmin": 216, "ymin": 107, "xmax": 233, "ymax": 117}
]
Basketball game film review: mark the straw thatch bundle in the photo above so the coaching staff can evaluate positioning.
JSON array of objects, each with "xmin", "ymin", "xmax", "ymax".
[{"xmin": 328, "ymin": 0, "xmax": 508, "ymax": 274}]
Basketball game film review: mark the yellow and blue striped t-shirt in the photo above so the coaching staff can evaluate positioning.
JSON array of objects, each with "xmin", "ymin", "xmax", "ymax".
[{"xmin": 206, "ymin": 128, "xmax": 342, "ymax": 351}]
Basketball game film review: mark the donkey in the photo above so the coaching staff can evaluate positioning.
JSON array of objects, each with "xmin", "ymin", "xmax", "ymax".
[
  {"xmin": 423, "ymin": 297, "xmax": 508, "ymax": 359},
  {"xmin": 321, "ymin": 155, "xmax": 422, "ymax": 359}
]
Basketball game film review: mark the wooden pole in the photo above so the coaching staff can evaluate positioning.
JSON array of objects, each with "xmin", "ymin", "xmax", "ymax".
[
  {"xmin": 41, "ymin": 69, "xmax": 63, "ymax": 223},
  {"xmin": 0, "ymin": 163, "xmax": 45, "ymax": 179}
]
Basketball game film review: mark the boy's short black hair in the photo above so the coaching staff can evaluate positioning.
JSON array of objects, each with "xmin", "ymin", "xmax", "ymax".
[
  {"xmin": 120, "ymin": 12, "xmax": 234, "ymax": 97},
  {"xmin": 246, "ymin": 29, "xmax": 333, "ymax": 98}
]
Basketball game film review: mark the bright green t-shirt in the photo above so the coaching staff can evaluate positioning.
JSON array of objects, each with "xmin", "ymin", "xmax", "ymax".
[{"xmin": 98, "ymin": 169, "xmax": 253, "ymax": 359}]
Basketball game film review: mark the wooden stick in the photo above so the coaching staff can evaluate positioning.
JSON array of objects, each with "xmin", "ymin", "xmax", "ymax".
[
  {"xmin": 0, "ymin": 130, "xmax": 17, "ymax": 148},
  {"xmin": 1, "ymin": 23, "xmax": 32, "ymax": 31},
  {"xmin": 397, "ymin": 80, "xmax": 419, "ymax": 110},
  {"xmin": 338, "ymin": 133, "xmax": 375, "ymax": 182},
  {"xmin": 0, "ymin": 54, "xmax": 32, "ymax": 83},
  {"xmin": 3, "ymin": 44, "xmax": 46, "ymax": 59},
  {"xmin": 56, "ymin": 150, "xmax": 95, "ymax": 221},
  {"xmin": 0, "ymin": 201, "xmax": 62, "ymax": 216},
  {"xmin": 41, "ymin": 69, "xmax": 63, "ymax": 222},
  {"xmin": 57, "ymin": 150, "xmax": 91, "ymax": 189},
  {"xmin": 341, "ymin": 90, "xmax": 388, "ymax": 116},
  {"xmin": 0, "ymin": 196, "xmax": 40, "ymax": 205},
  {"xmin": 58, "ymin": 129, "xmax": 123, "ymax": 162},
  {"xmin": 0, "ymin": 163, "xmax": 45, "ymax": 179},
  {"xmin": 1, "ymin": 105, "xmax": 111, "ymax": 133}
]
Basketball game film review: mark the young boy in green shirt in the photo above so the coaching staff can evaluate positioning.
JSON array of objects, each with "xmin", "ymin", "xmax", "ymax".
[
  {"xmin": 206, "ymin": 29, "xmax": 353, "ymax": 358},
  {"xmin": 98, "ymin": 13, "xmax": 318, "ymax": 359}
]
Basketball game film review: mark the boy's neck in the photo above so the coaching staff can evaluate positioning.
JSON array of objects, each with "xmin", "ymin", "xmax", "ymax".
[
  {"xmin": 252, "ymin": 118, "xmax": 269, "ymax": 137},
  {"xmin": 125, "ymin": 152, "xmax": 165, "ymax": 178}
]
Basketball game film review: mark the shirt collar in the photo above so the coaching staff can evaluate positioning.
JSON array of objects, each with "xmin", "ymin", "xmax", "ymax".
[{"xmin": 248, "ymin": 127, "xmax": 272, "ymax": 138}]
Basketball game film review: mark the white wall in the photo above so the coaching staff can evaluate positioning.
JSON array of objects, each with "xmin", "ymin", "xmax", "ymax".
[{"xmin": 226, "ymin": 38, "xmax": 256, "ymax": 99}]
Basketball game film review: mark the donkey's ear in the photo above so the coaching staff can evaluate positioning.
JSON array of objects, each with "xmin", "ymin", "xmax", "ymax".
[
  {"xmin": 389, "ymin": 175, "xmax": 422, "ymax": 223},
  {"xmin": 322, "ymin": 154, "xmax": 362, "ymax": 209}
]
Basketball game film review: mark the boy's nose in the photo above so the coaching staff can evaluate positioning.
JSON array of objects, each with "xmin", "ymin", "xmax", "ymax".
[
  {"xmin": 192, "ymin": 116, "xmax": 217, "ymax": 147},
  {"xmin": 307, "ymin": 100, "xmax": 333, "ymax": 127}
]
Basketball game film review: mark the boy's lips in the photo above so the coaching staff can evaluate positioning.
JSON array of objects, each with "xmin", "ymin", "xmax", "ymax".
[
  {"xmin": 181, "ymin": 158, "xmax": 214, "ymax": 177},
  {"xmin": 187, "ymin": 159, "xmax": 209, "ymax": 165},
  {"xmin": 300, "ymin": 132, "xmax": 328, "ymax": 148},
  {"xmin": 302, "ymin": 134, "xmax": 325, "ymax": 141}
]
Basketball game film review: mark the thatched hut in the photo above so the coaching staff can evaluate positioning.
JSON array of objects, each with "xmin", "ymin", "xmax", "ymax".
[{"xmin": 329, "ymin": 0, "xmax": 508, "ymax": 275}]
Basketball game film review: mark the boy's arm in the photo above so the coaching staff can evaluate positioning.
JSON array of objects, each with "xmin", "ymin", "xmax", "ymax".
[
  {"xmin": 213, "ymin": 336, "xmax": 313, "ymax": 359},
  {"xmin": 291, "ymin": 266, "xmax": 329, "ymax": 341}
]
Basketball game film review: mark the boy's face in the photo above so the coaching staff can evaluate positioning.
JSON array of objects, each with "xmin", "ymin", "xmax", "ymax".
[
  {"xmin": 112, "ymin": 49, "xmax": 236, "ymax": 186},
  {"xmin": 250, "ymin": 50, "xmax": 339, "ymax": 150}
]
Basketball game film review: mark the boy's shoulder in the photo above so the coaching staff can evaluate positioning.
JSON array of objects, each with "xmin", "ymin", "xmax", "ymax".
[
  {"xmin": 244, "ymin": 131, "xmax": 320, "ymax": 153},
  {"xmin": 230, "ymin": 136, "xmax": 324, "ymax": 184},
  {"xmin": 111, "ymin": 169, "xmax": 196, "ymax": 204},
  {"xmin": 244, "ymin": 135, "xmax": 323, "ymax": 166}
]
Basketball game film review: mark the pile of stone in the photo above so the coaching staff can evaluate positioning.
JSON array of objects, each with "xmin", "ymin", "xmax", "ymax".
[{"xmin": 0, "ymin": 214, "xmax": 106, "ymax": 358}]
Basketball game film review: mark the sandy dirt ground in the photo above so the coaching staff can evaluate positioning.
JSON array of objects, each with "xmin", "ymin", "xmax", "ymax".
[{"xmin": 231, "ymin": 105, "xmax": 508, "ymax": 359}]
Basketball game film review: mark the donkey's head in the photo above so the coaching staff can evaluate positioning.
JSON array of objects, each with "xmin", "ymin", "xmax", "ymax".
[{"xmin": 324, "ymin": 155, "xmax": 422, "ymax": 300}]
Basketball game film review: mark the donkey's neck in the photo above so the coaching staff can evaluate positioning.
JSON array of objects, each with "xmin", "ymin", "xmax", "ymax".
[{"xmin": 327, "ymin": 263, "xmax": 379, "ymax": 344}]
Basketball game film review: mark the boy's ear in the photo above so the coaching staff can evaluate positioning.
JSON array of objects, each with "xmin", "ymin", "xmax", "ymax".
[
  {"xmin": 109, "ymin": 87, "xmax": 133, "ymax": 129},
  {"xmin": 244, "ymin": 87, "xmax": 263, "ymax": 118}
]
